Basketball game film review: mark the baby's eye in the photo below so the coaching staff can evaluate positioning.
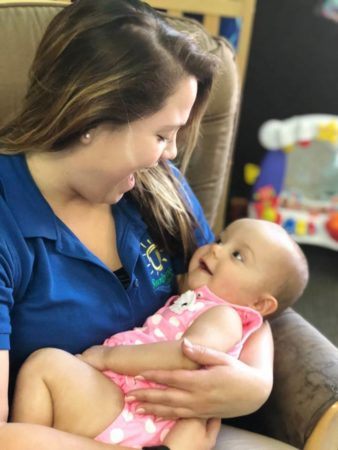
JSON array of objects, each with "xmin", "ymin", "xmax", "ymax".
[{"xmin": 232, "ymin": 250, "xmax": 244, "ymax": 262}]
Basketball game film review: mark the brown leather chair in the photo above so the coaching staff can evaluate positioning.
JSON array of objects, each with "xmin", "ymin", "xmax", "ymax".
[{"xmin": 0, "ymin": 2, "xmax": 337, "ymax": 449}]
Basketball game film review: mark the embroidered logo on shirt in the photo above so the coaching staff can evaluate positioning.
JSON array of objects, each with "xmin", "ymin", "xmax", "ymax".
[
  {"xmin": 141, "ymin": 239, "xmax": 166, "ymax": 273},
  {"xmin": 140, "ymin": 237, "xmax": 174, "ymax": 289}
]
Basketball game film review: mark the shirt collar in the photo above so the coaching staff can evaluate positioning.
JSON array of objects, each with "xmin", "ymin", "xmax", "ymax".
[
  {"xmin": 0, "ymin": 154, "xmax": 57, "ymax": 239},
  {"xmin": 0, "ymin": 154, "xmax": 148, "ymax": 241}
]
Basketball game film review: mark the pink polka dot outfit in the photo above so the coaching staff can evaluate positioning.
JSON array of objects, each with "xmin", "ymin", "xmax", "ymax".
[{"xmin": 95, "ymin": 285, "xmax": 263, "ymax": 447}]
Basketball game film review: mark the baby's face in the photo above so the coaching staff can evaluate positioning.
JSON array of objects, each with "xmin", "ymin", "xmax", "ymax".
[{"xmin": 188, "ymin": 219, "xmax": 291, "ymax": 307}]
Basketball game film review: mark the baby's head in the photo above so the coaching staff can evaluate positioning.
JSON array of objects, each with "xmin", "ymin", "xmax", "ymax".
[{"xmin": 188, "ymin": 218, "xmax": 309, "ymax": 317}]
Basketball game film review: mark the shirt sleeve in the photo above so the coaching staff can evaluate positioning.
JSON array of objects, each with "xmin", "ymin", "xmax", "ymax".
[{"xmin": 0, "ymin": 242, "xmax": 15, "ymax": 350}]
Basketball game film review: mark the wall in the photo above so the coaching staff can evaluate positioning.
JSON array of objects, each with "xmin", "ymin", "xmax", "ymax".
[{"xmin": 229, "ymin": 0, "xmax": 338, "ymax": 201}]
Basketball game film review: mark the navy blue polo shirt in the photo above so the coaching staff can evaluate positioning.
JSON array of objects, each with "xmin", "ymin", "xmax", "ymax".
[{"xmin": 0, "ymin": 154, "xmax": 214, "ymax": 392}]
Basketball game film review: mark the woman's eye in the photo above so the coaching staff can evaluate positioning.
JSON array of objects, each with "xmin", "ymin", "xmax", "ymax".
[
  {"xmin": 157, "ymin": 135, "xmax": 169, "ymax": 143},
  {"xmin": 232, "ymin": 250, "xmax": 243, "ymax": 262}
]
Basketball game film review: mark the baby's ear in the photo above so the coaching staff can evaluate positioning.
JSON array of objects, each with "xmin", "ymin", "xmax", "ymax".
[{"xmin": 253, "ymin": 294, "xmax": 278, "ymax": 316}]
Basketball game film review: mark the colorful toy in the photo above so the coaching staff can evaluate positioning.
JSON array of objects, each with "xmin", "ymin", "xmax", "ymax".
[
  {"xmin": 248, "ymin": 115, "xmax": 338, "ymax": 251},
  {"xmin": 317, "ymin": 0, "xmax": 338, "ymax": 22}
]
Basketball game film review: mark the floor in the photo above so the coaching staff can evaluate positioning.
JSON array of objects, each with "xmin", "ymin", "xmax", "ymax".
[{"xmin": 293, "ymin": 245, "xmax": 338, "ymax": 347}]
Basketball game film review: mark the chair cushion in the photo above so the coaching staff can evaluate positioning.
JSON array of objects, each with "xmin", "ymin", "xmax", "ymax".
[{"xmin": 0, "ymin": 2, "xmax": 67, "ymax": 125}]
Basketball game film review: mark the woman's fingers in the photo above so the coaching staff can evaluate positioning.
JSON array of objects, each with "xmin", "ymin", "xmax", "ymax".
[
  {"xmin": 134, "ymin": 368, "xmax": 202, "ymax": 390},
  {"xmin": 127, "ymin": 380, "xmax": 215, "ymax": 417},
  {"xmin": 127, "ymin": 385, "xmax": 191, "ymax": 406},
  {"xmin": 182, "ymin": 338, "xmax": 235, "ymax": 366},
  {"xmin": 135, "ymin": 402, "xmax": 196, "ymax": 418},
  {"xmin": 127, "ymin": 383, "xmax": 210, "ymax": 417}
]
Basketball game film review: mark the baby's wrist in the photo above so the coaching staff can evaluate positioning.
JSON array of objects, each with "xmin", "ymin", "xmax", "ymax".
[{"xmin": 102, "ymin": 345, "xmax": 116, "ymax": 369}]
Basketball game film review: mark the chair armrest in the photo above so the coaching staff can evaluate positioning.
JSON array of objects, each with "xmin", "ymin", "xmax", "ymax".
[
  {"xmin": 226, "ymin": 309, "xmax": 338, "ymax": 449},
  {"xmin": 266, "ymin": 309, "xmax": 338, "ymax": 448}
]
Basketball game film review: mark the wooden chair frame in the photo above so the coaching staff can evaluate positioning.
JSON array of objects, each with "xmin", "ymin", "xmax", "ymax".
[{"xmin": 148, "ymin": 0, "xmax": 257, "ymax": 84}]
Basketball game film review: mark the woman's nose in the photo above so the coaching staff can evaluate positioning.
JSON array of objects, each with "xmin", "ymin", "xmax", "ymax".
[{"xmin": 161, "ymin": 139, "xmax": 177, "ymax": 161}]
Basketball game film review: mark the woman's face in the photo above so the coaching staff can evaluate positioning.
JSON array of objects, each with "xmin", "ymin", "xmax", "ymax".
[{"xmin": 67, "ymin": 76, "xmax": 198, "ymax": 204}]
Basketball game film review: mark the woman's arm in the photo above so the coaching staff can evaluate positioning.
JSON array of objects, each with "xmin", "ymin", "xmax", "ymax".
[
  {"xmin": 0, "ymin": 423, "xmax": 136, "ymax": 450},
  {"xmin": 0, "ymin": 406, "xmax": 219, "ymax": 450},
  {"xmin": 0, "ymin": 351, "xmax": 9, "ymax": 422},
  {"xmin": 125, "ymin": 321, "xmax": 274, "ymax": 419},
  {"xmin": 78, "ymin": 305, "xmax": 242, "ymax": 376},
  {"xmin": 0, "ymin": 418, "xmax": 220, "ymax": 450}
]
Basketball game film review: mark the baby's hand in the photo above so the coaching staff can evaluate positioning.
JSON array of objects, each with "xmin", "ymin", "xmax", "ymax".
[{"xmin": 76, "ymin": 345, "xmax": 109, "ymax": 371}]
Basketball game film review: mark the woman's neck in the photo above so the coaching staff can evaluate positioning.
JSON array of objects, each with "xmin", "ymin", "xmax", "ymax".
[{"xmin": 25, "ymin": 151, "xmax": 86, "ymax": 209}]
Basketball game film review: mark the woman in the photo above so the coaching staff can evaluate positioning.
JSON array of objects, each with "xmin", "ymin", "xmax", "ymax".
[{"xmin": 0, "ymin": 0, "xmax": 296, "ymax": 449}]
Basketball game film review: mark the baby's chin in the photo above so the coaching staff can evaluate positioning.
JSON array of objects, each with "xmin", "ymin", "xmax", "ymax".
[{"xmin": 187, "ymin": 274, "xmax": 210, "ymax": 291}]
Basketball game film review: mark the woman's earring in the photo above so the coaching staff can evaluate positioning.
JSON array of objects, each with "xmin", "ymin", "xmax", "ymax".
[{"xmin": 82, "ymin": 131, "xmax": 91, "ymax": 144}]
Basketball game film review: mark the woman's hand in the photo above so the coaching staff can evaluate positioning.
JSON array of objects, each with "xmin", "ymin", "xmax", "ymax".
[
  {"xmin": 163, "ymin": 417, "xmax": 221, "ymax": 450},
  {"xmin": 127, "ymin": 324, "xmax": 273, "ymax": 418}
]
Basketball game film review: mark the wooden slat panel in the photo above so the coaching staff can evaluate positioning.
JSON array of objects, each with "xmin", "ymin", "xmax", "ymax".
[
  {"xmin": 148, "ymin": 0, "xmax": 243, "ymax": 18},
  {"xmin": 203, "ymin": 15, "xmax": 220, "ymax": 36},
  {"xmin": 167, "ymin": 9, "xmax": 183, "ymax": 17},
  {"xmin": 236, "ymin": 0, "xmax": 256, "ymax": 82}
]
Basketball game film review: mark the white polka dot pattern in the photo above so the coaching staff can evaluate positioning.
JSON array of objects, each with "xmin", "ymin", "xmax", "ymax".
[
  {"xmin": 169, "ymin": 317, "xmax": 180, "ymax": 327},
  {"xmin": 145, "ymin": 418, "xmax": 157, "ymax": 433},
  {"xmin": 151, "ymin": 314, "xmax": 162, "ymax": 324},
  {"xmin": 154, "ymin": 328, "xmax": 165, "ymax": 338},
  {"xmin": 109, "ymin": 428, "xmax": 124, "ymax": 443},
  {"xmin": 122, "ymin": 410, "xmax": 134, "ymax": 422}
]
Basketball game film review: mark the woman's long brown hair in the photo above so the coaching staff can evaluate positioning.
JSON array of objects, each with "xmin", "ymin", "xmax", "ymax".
[{"xmin": 0, "ymin": 0, "xmax": 219, "ymax": 262}]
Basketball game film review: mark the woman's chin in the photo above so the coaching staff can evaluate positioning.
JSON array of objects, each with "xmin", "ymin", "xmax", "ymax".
[{"xmin": 107, "ymin": 174, "xmax": 136, "ymax": 203}]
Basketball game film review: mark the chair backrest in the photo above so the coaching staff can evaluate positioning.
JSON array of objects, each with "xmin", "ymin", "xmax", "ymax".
[
  {"xmin": 0, "ymin": 0, "xmax": 240, "ymax": 234},
  {"xmin": 148, "ymin": 0, "xmax": 257, "ymax": 84}
]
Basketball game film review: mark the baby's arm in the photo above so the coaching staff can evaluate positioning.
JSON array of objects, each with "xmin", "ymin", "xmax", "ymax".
[{"xmin": 80, "ymin": 305, "xmax": 243, "ymax": 376}]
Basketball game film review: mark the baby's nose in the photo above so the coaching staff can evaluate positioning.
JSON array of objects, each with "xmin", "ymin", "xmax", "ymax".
[{"xmin": 211, "ymin": 243, "xmax": 222, "ymax": 258}]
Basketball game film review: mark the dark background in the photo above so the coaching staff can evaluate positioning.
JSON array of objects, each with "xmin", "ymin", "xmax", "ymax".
[
  {"xmin": 229, "ymin": 0, "xmax": 338, "ymax": 200},
  {"xmin": 228, "ymin": 0, "xmax": 338, "ymax": 345}
]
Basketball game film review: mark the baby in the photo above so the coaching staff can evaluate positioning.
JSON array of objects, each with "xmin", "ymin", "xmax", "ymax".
[{"xmin": 11, "ymin": 218, "xmax": 309, "ymax": 448}]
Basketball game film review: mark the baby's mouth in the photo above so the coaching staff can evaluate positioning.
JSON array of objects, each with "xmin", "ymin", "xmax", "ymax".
[{"xmin": 199, "ymin": 259, "xmax": 213, "ymax": 275}]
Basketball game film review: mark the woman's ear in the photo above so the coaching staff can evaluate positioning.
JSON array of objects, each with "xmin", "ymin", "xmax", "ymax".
[{"xmin": 253, "ymin": 294, "xmax": 278, "ymax": 317}]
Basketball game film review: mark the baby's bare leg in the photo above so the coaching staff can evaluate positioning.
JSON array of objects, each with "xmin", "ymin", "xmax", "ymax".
[{"xmin": 12, "ymin": 348, "xmax": 124, "ymax": 437}]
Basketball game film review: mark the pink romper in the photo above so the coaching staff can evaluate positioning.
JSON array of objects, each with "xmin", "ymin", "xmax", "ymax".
[{"xmin": 95, "ymin": 285, "xmax": 263, "ymax": 447}]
